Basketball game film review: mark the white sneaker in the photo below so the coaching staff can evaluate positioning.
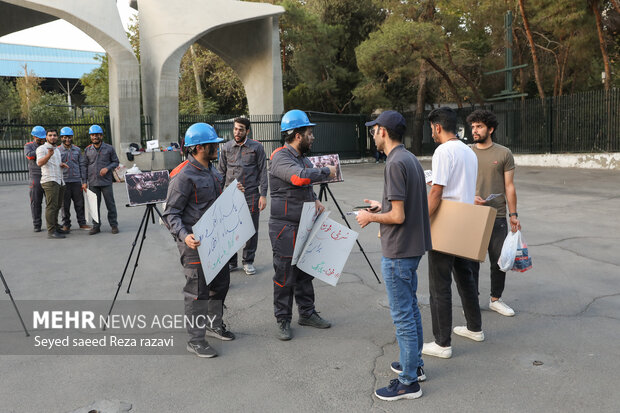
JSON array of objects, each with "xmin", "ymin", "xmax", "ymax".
[
  {"xmin": 489, "ymin": 298, "xmax": 515, "ymax": 316},
  {"xmin": 422, "ymin": 342, "xmax": 452, "ymax": 359},
  {"xmin": 453, "ymin": 326, "xmax": 485, "ymax": 342},
  {"xmin": 243, "ymin": 263, "xmax": 256, "ymax": 275}
]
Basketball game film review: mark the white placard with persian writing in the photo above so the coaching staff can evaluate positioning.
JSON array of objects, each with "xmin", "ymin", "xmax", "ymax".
[
  {"xmin": 192, "ymin": 179, "xmax": 255, "ymax": 284},
  {"xmin": 85, "ymin": 189, "xmax": 99, "ymax": 223},
  {"xmin": 296, "ymin": 217, "xmax": 358, "ymax": 286},
  {"xmin": 292, "ymin": 202, "xmax": 330, "ymax": 266}
]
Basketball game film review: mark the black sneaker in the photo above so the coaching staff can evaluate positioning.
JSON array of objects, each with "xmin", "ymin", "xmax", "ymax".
[
  {"xmin": 228, "ymin": 262, "xmax": 238, "ymax": 272},
  {"xmin": 375, "ymin": 379, "xmax": 422, "ymax": 401},
  {"xmin": 34, "ymin": 227, "xmax": 42, "ymax": 233},
  {"xmin": 89, "ymin": 227, "xmax": 101, "ymax": 235},
  {"xmin": 48, "ymin": 231, "xmax": 66, "ymax": 239},
  {"xmin": 205, "ymin": 323, "xmax": 235, "ymax": 341},
  {"xmin": 186, "ymin": 340, "xmax": 217, "ymax": 358},
  {"xmin": 277, "ymin": 320, "xmax": 292, "ymax": 341},
  {"xmin": 390, "ymin": 362, "xmax": 426, "ymax": 382},
  {"xmin": 298, "ymin": 311, "xmax": 331, "ymax": 329}
]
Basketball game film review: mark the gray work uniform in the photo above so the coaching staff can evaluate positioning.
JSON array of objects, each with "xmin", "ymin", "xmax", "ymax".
[
  {"xmin": 268, "ymin": 144, "xmax": 331, "ymax": 321},
  {"xmin": 59, "ymin": 144, "xmax": 87, "ymax": 228},
  {"xmin": 218, "ymin": 138, "xmax": 268, "ymax": 265},
  {"xmin": 81, "ymin": 142, "xmax": 119, "ymax": 228},
  {"xmin": 24, "ymin": 140, "xmax": 44, "ymax": 229},
  {"xmin": 163, "ymin": 154, "xmax": 230, "ymax": 342}
]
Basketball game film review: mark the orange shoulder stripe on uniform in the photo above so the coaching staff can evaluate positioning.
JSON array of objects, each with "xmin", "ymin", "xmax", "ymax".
[
  {"xmin": 270, "ymin": 146, "xmax": 285, "ymax": 161},
  {"xmin": 25, "ymin": 141, "xmax": 33, "ymax": 145},
  {"xmin": 170, "ymin": 160, "xmax": 190, "ymax": 178}
]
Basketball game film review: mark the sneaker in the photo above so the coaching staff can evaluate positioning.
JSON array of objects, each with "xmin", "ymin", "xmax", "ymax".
[
  {"xmin": 186, "ymin": 340, "xmax": 217, "ymax": 358},
  {"xmin": 375, "ymin": 379, "xmax": 422, "ymax": 401},
  {"xmin": 79, "ymin": 224, "xmax": 92, "ymax": 230},
  {"xmin": 61, "ymin": 226, "xmax": 71, "ymax": 233},
  {"xmin": 56, "ymin": 228, "xmax": 68, "ymax": 234},
  {"xmin": 228, "ymin": 263, "xmax": 238, "ymax": 272},
  {"xmin": 489, "ymin": 298, "xmax": 515, "ymax": 317},
  {"xmin": 298, "ymin": 312, "xmax": 331, "ymax": 329},
  {"xmin": 390, "ymin": 363, "xmax": 426, "ymax": 382},
  {"xmin": 48, "ymin": 231, "xmax": 66, "ymax": 239},
  {"xmin": 453, "ymin": 326, "xmax": 485, "ymax": 342},
  {"xmin": 422, "ymin": 342, "xmax": 452, "ymax": 359},
  {"xmin": 111, "ymin": 226, "xmax": 119, "ymax": 234},
  {"xmin": 89, "ymin": 227, "xmax": 100, "ymax": 235},
  {"xmin": 243, "ymin": 263, "xmax": 256, "ymax": 275},
  {"xmin": 277, "ymin": 320, "xmax": 292, "ymax": 341},
  {"xmin": 34, "ymin": 227, "xmax": 42, "ymax": 233},
  {"xmin": 204, "ymin": 323, "xmax": 235, "ymax": 341}
]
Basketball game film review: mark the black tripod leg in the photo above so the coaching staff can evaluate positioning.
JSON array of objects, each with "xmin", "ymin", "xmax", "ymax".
[
  {"xmin": 126, "ymin": 206, "xmax": 152, "ymax": 294},
  {"xmin": 105, "ymin": 206, "xmax": 149, "ymax": 327},
  {"xmin": 325, "ymin": 184, "xmax": 381, "ymax": 284},
  {"xmin": 0, "ymin": 270, "xmax": 30, "ymax": 336}
]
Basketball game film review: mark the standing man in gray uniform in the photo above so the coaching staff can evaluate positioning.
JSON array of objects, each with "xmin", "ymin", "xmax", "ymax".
[
  {"xmin": 218, "ymin": 117, "xmax": 268, "ymax": 276},
  {"xmin": 58, "ymin": 127, "xmax": 91, "ymax": 232},
  {"xmin": 24, "ymin": 126, "xmax": 46, "ymax": 232},
  {"xmin": 269, "ymin": 109, "xmax": 336, "ymax": 341},
  {"xmin": 81, "ymin": 124, "xmax": 119, "ymax": 235},
  {"xmin": 164, "ymin": 122, "xmax": 241, "ymax": 358}
]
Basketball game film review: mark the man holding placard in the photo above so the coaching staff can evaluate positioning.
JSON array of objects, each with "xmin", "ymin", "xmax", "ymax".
[
  {"xmin": 269, "ymin": 109, "xmax": 336, "ymax": 341},
  {"xmin": 164, "ymin": 123, "xmax": 239, "ymax": 358},
  {"xmin": 356, "ymin": 110, "xmax": 432, "ymax": 401}
]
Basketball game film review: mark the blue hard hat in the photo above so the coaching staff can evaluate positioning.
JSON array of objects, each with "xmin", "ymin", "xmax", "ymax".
[
  {"xmin": 184, "ymin": 123, "xmax": 224, "ymax": 146},
  {"xmin": 60, "ymin": 127, "xmax": 74, "ymax": 136},
  {"xmin": 280, "ymin": 110, "xmax": 316, "ymax": 132},
  {"xmin": 31, "ymin": 126, "xmax": 46, "ymax": 140},
  {"xmin": 89, "ymin": 124, "xmax": 104, "ymax": 135}
]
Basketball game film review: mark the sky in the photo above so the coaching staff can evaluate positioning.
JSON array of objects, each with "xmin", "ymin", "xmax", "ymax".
[{"xmin": 0, "ymin": 2, "xmax": 137, "ymax": 52}]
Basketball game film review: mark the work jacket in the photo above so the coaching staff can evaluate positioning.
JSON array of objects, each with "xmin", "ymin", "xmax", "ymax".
[
  {"xmin": 58, "ymin": 144, "xmax": 86, "ymax": 184},
  {"xmin": 81, "ymin": 142, "xmax": 119, "ymax": 186},
  {"xmin": 218, "ymin": 138, "xmax": 268, "ymax": 197},
  {"xmin": 269, "ymin": 144, "xmax": 330, "ymax": 224},
  {"xmin": 163, "ymin": 154, "xmax": 224, "ymax": 243},
  {"xmin": 24, "ymin": 141, "xmax": 42, "ymax": 177}
]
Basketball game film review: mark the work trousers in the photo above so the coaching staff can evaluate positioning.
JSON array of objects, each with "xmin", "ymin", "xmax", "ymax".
[
  {"xmin": 90, "ymin": 185, "xmax": 118, "ymax": 228},
  {"xmin": 62, "ymin": 182, "xmax": 87, "ymax": 228},
  {"xmin": 230, "ymin": 192, "xmax": 261, "ymax": 265},
  {"xmin": 269, "ymin": 220, "xmax": 315, "ymax": 322},
  {"xmin": 428, "ymin": 250, "xmax": 482, "ymax": 347},
  {"xmin": 176, "ymin": 239, "xmax": 230, "ymax": 343},
  {"xmin": 41, "ymin": 181, "xmax": 65, "ymax": 234},
  {"xmin": 472, "ymin": 217, "xmax": 508, "ymax": 299},
  {"xmin": 29, "ymin": 175, "xmax": 44, "ymax": 229}
]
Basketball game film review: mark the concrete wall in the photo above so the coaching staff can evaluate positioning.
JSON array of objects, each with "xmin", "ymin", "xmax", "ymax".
[
  {"xmin": 1, "ymin": 0, "xmax": 141, "ymax": 164},
  {"xmin": 138, "ymin": 0, "xmax": 284, "ymax": 142}
]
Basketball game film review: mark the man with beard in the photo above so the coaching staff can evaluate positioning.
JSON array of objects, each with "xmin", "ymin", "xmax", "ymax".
[
  {"xmin": 423, "ymin": 107, "xmax": 483, "ymax": 359},
  {"xmin": 269, "ymin": 109, "xmax": 336, "ymax": 341},
  {"xmin": 356, "ymin": 110, "xmax": 431, "ymax": 401},
  {"xmin": 218, "ymin": 117, "xmax": 268, "ymax": 276},
  {"xmin": 164, "ymin": 123, "xmax": 244, "ymax": 357},
  {"xmin": 36, "ymin": 129, "xmax": 68, "ymax": 239},
  {"xmin": 467, "ymin": 109, "xmax": 521, "ymax": 317},
  {"xmin": 24, "ymin": 126, "xmax": 47, "ymax": 232},
  {"xmin": 58, "ymin": 127, "xmax": 91, "ymax": 232},
  {"xmin": 81, "ymin": 124, "xmax": 119, "ymax": 235}
]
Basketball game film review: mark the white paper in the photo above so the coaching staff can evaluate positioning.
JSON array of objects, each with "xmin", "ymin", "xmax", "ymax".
[
  {"xmin": 424, "ymin": 169, "xmax": 433, "ymax": 184},
  {"xmin": 292, "ymin": 202, "xmax": 330, "ymax": 265},
  {"xmin": 145, "ymin": 139, "xmax": 159, "ymax": 151},
  {"xmin": 192, "ymin": 179, "xmax": 256, "ymax": 285},
  {"xmin": 86, "ymin": 189, "xmax": 99, "ymax": 223},
  {"xmin": 296, "ymin": 218, "xmax": 358, "ymax": 286},
  {"xmin": 485, "ymin": 193, "xmax": 503, "ymax": 201},
  {"xmin": 83, "ymin": 190, "xmax": 91, "ymax": 224}
]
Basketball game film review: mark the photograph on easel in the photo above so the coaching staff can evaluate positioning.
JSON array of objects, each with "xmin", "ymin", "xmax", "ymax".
[
  {"xmin": 125, "ymin": 170, "xmax": 170, "ymax": 206},
  {"xmin": 308, "ymin": 154, "xmax": 344, "ymax": 184}
]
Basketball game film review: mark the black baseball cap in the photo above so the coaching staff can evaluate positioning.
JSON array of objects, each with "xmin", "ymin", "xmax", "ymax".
[{"xmin": 365, "ymin": 110, "xmax": 407, "ymax": 136}]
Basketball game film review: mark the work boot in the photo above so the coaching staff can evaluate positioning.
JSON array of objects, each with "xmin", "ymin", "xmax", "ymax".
[
  {"xmin": 61, "ymin": 226, "xmax": 70, "ymax": 233},
  {"xmin": 111, "ymin": 226, "xmax": 119, "ymax": 234},
  {"xmin": 298, "ymin": 311, "xmax": 331, "ymax": 329},
  {"xmin": 89, "ymin": 227, "xmax": 100, "ymax": 235},
  {"xmin": 277, "ymin": 320, "xmax": 292, "ymax": 341}
]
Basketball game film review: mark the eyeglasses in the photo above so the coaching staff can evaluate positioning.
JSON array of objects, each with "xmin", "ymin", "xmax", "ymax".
[{"xmin": 369, "ymin": 126, "xmax": 382, "ymax": 136}]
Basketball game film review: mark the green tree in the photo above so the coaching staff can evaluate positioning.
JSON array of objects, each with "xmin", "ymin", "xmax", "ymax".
[
  {"xmin": 0, "ymin": 79, "xmax": 21, "ymax": 121},
  {"xmin": 80, "ymin": 55, "xmax": 109, "ymax": 115},
  {"xmin": 15, "ymin": 65, "xmax": 43, "ymax": 123},
  {"xmin": 30, "ymin": 93, "xmax": 72, "ymax": 124}
]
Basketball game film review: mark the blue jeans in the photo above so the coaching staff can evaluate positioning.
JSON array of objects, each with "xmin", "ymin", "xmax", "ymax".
[{"xmin": 381, "ymin": 256, "xmax": 424, "ymax": 385}]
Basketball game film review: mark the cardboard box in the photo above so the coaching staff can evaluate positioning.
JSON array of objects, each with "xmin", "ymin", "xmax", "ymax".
[{"xmin": 430, "ymin": 200, "xmax": 497, "ymax": 262}]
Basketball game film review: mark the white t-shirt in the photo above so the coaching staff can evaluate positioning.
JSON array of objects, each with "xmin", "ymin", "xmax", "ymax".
[{"xmin": 431, "ymin": 139, "xmax": 477, "ymax": 204}]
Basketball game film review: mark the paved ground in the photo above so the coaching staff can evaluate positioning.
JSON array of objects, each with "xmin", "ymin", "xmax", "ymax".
[{"xmin": 1, "ymin": 162, "xmax": 619, "ymax": 412}]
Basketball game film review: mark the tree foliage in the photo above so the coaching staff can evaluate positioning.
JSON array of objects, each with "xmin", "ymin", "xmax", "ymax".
[
  {"xmin": 0, "ymin": 79, "xmax": 21, "ymax": 121},
  {"xmin": 80, "ymin": 55, "xmax": 109, "ymax": 116}
]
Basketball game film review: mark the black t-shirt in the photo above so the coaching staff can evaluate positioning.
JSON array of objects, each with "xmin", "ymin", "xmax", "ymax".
[{"xmin": 380, "ymin": 145, "xmax": 432, "ymax": 258}]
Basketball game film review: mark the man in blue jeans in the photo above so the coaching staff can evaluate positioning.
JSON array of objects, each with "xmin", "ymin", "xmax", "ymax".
[{"xmin": 357, "ymin": 110, "xmax": 432, "ymax": 401}]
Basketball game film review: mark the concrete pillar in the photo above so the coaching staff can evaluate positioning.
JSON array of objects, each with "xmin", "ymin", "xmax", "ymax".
[
  {"xmin": 137, "ymin": 0, "xmax": 284, "ymax": 142},
  {"xmin": 0, "ymin": 0, "xmax": 141, "ymax": 164}
]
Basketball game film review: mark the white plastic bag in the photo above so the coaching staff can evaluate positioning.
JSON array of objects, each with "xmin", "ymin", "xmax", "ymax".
[
  {"xmin": 126, "ymin": 163, "xmax": 141, "ymax": 174},
  {"xmin": 498, "ymin": 231, "xmax": 519, "ymax": 272},
  {"xmin": 512, "ymin": 232, "xmax": 532, "ymax": 272}
]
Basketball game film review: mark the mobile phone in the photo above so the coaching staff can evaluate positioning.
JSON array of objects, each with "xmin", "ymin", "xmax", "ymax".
[{"xmin": 354, "ymin": 205, "xmax": 379, "ymax": 212}]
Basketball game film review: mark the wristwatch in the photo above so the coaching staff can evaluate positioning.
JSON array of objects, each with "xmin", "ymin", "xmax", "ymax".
[{"xmin": 509, "ymin": 212, "xmax": 518, "ymax": 217}]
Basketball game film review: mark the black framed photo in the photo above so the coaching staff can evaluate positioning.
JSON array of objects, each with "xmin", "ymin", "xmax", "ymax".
[{"xmin": 125, "ymin": 170, "xmax": 170, "ymax": 206}]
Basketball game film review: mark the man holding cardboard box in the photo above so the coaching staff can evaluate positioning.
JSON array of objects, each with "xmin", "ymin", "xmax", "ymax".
[
  {"xmin": 356, "ymin": 110, "xmax": 432, "ymax": 401},
  {"xmin": 423, "ymin": 107, "xmax": 484, "ymax": 359},
  {"xmin": 467, "ymin": 109, "xmax": 521, "ymax": 317}
]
